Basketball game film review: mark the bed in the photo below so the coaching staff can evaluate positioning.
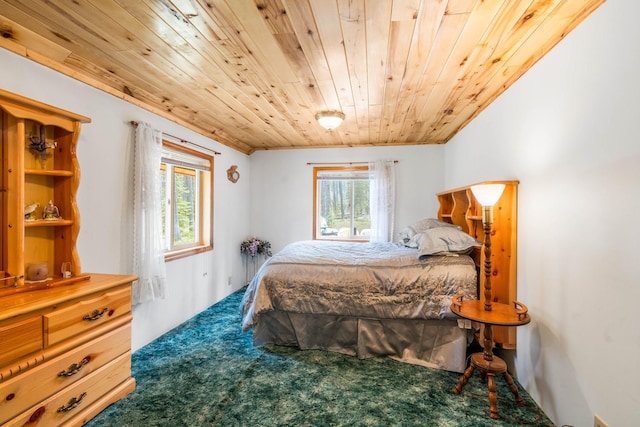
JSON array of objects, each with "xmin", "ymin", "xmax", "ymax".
[{"xmin": 240, "ymin": 219, "xmax": 484, "ymax": 373}]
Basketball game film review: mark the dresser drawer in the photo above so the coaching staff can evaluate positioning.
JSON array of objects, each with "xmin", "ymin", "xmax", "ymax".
[
  {"xmin": 4, "ymin": 351, "xmax": 132, "ymax": 427},
  {"xmin": 44, "ymin": 286, "xmax": 131, "ymax": 346},
  {"xmin": 0, "ymin": 315, "xmax": 42, "ymax": 367},
  {"xmin": 0, "ymin": 323, "xmax": 131, "ymax": 425}
]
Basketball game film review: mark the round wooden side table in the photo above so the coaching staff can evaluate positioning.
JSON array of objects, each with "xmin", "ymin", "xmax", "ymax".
[{"xmin": 451, "ymin": 295, "xmax": 531, "ymax": 420}]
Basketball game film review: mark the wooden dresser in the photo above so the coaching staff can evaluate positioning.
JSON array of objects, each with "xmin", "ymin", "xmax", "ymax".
[{"xmin": 0, "ymin": 273, "xmax": 136, "ymax": 426}]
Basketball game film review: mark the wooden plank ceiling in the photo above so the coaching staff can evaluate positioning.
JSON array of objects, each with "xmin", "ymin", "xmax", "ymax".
[{"xmin": 0, "ymin": 0, "xmax": 605, "ymax": 155}]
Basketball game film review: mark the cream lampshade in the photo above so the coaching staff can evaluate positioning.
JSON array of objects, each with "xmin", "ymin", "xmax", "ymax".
[
  {"xmin": 471, "ymin": 183, "xmax": 505, "ymax": 224},
  {"xmin": 470, "ymin": 183, "xmax": 505, "ymax": 206}
]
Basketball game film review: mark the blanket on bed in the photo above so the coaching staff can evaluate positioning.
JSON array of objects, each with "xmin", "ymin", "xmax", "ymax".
[{"xmin": 241, "ymin": 240, "xmax": 477, "ymax": 332}]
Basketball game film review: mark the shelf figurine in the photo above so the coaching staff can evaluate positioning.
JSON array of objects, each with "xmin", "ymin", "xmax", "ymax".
[
  {"xmin": 42, "ymin": 200, "xmax": 61, "ymax": 220},
  {"xmin": 24, "ymin": 202, "xmax": 39, "ymax": 221}
]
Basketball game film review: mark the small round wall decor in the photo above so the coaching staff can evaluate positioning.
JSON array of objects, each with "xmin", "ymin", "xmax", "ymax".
[{"xmin": 227, "ymin": 165, "xmax": 240, "ymax": 183}]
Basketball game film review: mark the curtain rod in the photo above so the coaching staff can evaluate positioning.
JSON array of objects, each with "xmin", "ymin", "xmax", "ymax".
[
  {"xmin": 306, "ymin": 160, "xmax": 398, "ymax": 165},
  {"xmin": 130, "ymin": 121, "xmax": 221, "ymax": 155}
]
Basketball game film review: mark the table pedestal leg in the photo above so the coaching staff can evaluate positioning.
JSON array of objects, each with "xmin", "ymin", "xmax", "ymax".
[
  {"xmin": 452, "ymin": 364, "xmax": 475, "ymax": 395},
  {"xmin": 452, "ymin": 352, "xmax": 525, "ymax": 419},
  {"xmin": 487, "ymin": 373, "xmax": 498, "ymax": 419},
  {"xmin": 503, "ymin": 371, "xmax": 526, "ymax": 406}
]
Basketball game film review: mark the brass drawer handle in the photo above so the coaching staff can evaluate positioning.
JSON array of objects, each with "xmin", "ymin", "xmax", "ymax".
[
  {"xmin": 83, "ymin": 307, "xmax": 108, "ymax": 321},
  {"xmin": 57, "ymin": 392, "xmax": 87, "ymax": 413},
  {"xmin": 58, "ymin": 357, "xmax": 90, "ymax": 377}
]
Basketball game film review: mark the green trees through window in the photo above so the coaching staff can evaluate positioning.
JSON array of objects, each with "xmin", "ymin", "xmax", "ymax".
[
  {"xmin": 314, "ymin": 166, "xmax": 371, "ymax": 240},
  {"xmin": 160, "ymin": 141, "xmax": 213, "ymax": 259},
  {"xmin": 173, "ymin": 169, "xmax": 197, "ymax": 245}
]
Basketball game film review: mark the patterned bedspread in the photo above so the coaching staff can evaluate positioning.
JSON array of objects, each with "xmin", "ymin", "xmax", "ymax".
[{"xmin": 240, "ymin": 240, "xmax": 478, "ymax": 332}]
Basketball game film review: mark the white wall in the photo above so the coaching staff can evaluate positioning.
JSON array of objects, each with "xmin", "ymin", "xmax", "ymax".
[
  {"xmin": 444, "ymin": 1, "xmax": 640, "ymax": 426},
  {"xmin": 0, "ymin": 49, "xmax": 251, "ymax": 352},
  {"xmin": 249, "ymin": 145, "xmax": 446, "ymax": 251}
]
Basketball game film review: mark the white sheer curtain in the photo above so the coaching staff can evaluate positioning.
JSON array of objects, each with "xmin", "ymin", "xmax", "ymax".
[
  {"xmin": 132, "ymin": 122, "xmax": 166, "ymax": 305},
  {"xmin": 369, "ymin": 160, "xmax": 396, "ymax": 243}
]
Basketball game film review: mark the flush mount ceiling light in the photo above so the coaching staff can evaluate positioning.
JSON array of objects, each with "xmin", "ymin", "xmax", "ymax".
[{"xmin": 315, "ymin": 110, "xmax": 345, "ymax": 131}]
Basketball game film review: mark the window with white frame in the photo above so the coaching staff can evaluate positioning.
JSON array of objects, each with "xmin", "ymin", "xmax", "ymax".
[
  {"xmin": 313, "ymin": 166, "xmax": 370, "ymax": 241},
  {"xmin": 160, "ymin": 141, "xmax": 213, "ymax": 260}
]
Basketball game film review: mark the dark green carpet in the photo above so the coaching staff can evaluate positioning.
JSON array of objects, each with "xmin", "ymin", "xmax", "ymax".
[{"xmin": 86, "ymin": 289, "xmax": 554, "ymax": 427}]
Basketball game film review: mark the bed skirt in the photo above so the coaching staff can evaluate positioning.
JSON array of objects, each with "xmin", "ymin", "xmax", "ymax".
[{"xmin": 253, "ymin": 311, "xmax": 472, "ymax": 373}]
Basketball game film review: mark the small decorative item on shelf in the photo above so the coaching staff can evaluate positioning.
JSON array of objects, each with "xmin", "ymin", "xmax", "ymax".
[
  {"xmin": 24, "ymin": 202, "xmax": 39, "ymax": 221},
  {"xmin": 26, "ymin": 262, "xmax": 49, "ymax": 282},
  {"xmin": 61, "ymin": 261, "xmax": 72, "ymax": 279},
  {"xmin": 42, "ymin": 200, "xmax": 61, "ymax": 220},
  {"xmin": 241, "ymin": 236, "xmax": 272, "ymax": 284},
  {"xmin": 28, "ymin": 124, "xmax": 57, "ymax": 167}
]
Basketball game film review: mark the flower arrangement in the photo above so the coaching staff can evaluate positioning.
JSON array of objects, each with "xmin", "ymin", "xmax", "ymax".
[
  {"xmin": 28, "ymin": 125, "xmax": 57, "ymax": 168},
  {"xmin": 29, "ymin": 125, "xmax": 57, "ymax": 153},
  {"xmin": 240, "ymin": 237, "xmax": 272, "ymax": 257}
]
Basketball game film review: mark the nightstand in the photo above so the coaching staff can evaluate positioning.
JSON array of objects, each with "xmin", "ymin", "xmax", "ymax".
[{"xmin": 451, "ymin": 296, "xmax": 531, "ymax": 419}]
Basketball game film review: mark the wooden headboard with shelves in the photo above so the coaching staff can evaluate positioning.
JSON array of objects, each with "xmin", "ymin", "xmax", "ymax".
[{"xmin": 437, "ymin": 180, "xmax": 519, "ymax": 349}]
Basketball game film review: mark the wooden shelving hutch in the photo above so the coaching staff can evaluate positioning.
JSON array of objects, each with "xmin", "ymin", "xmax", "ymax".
[
  {"xmin": 1, "ymin": 90, "xmax": 135, "ymax": 426},
  {"xmin": 1, "ymin": 89, "xmax": 89, "ymax": 293},
  {"xmin": 437, "ymin": 180, "xmax": 518, "ymax": 348}
]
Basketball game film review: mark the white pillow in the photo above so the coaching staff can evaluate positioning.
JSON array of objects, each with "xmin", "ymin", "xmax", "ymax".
[
  {"xmin": 415, "ymin": 227, "xmax": 480, "ymax": 257},
  {"xmin": 396, "ymin": 226, "xmax": 416, "ymax": 245},
  {"xmin": 412, "ymin": 218, "xmax": 461, "ymax": 233}
]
